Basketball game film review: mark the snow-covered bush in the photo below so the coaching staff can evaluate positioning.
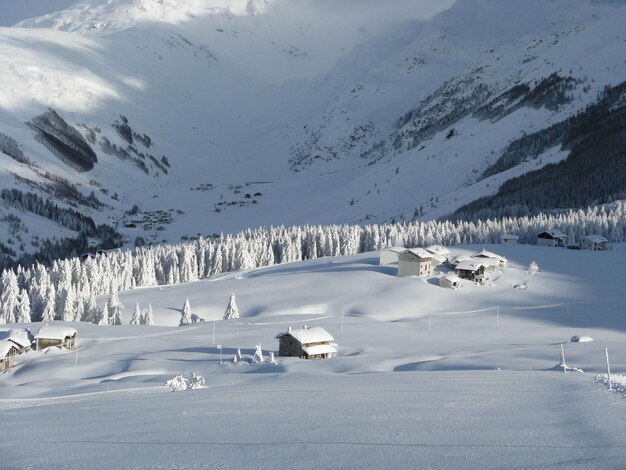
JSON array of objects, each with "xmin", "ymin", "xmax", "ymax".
[
  {"xmin": 528, "ymin": 261, "xmax": 539, "ymax": 276},
  {"xmin": 252, "ymin": 344, "xmax": 265, "ymax": 363},
  {"xmin": 164, "ymin": 373, "xmax": 205, "ymax": 391}
]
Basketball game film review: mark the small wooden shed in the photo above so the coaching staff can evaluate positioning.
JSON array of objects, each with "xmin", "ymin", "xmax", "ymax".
[
  {"xmin": 398, "ymin": 248, "xmax": 433, "ymax": 277},
  {"xmin": 379, "ymin": 246, "xmax": 406, "ymax": 265},
  {"xmin": 0, "ymin": 341, "xmax": 19, "ymax": 373},
  {"xmin": 580, "ymin": 234, "xmax": 608, "ymax": 251},
  {"xmin": 440, "ymin": 274, "xmax": 462, "ymax": 289},
  {"xmin": 500, "ymin": 234, "xmax": 519, "ymax": 246},
  {"xmin": 35, "ymin": 325, "xmax": 77, "ymax": 351},
  {"xmin": 276, "ymin": 326, "xmax": 336, "ymax": 360}
]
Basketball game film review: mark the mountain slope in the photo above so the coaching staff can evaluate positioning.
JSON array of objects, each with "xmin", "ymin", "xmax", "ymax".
[{"xmin": 0, "ymin": 0, "xmax": 624, "ymax": 263}]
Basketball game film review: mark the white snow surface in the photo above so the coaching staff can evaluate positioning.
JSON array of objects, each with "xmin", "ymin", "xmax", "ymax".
[
  {"xmin": 2, "ymin": 244, "xmax": 626, "ymax": 467},
  {"xmin": 0, "ymin": 0, "xmax": 625, "ymax": 253}
]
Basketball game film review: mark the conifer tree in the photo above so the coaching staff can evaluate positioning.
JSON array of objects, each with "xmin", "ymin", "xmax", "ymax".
[
  {"xmin": 179, "ymin": 298, "xmax": 192, "ymax": 326},
  {"xmin": 107, "ymin": 291, "xmax": 124, "ymax": 325},
  {"xmin": 130, "ymin": 302, "xmax": 142, "ymax": 325},
  {"xmin": 223, "ymin": 293, "xmax": 239, "ymax": 320},
  {"xmin": 41, "ymin": 284, "xmax": 56, "ymax": 323},
  {"xmin": 143, "ymin": 302, "xmax": 154, "ymax": 326},
  {"xmin": 16, "ymin": 289, "xmax": 31, "ymax": 324}
]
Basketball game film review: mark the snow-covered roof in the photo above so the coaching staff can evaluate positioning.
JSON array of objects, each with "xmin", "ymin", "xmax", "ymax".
[
  {"xmin": 403, "ymin": 248, "xmax": 432, "ymax": 259},
  {"xmin": 455, "ymin": 260, "xmax": 485, "ymax": 272},
  {"xmin": 381, "ymin": 246, "xmax": 406, "ymax": 254},
  {"xmin": 425, "ymin": 245, "xmax": 450, "ymax": 257},
  {"xmin": 473, "ymin": 257, "xmax": 499, "ymax": 268},
  {"xmin": 538, "ymin": 229, "xmax": 567, "ymax": 239},
  {"xmin": 35, "ymin": 325, "xmax": 78, "ymax": 340},
  {"xmin": 0, "ymin": 341, "xmax": 18, "ymax": 358},
  {"xmin": 276, "ymin": 326, "xmax": 334, "ymax": 345},
  {"xmin": 442, "ymin": 274, "xmax": 461, "ymax": 282},
  {"xmin": 428, "ymin": 253, "xmax": 447, "ymax": 265},
  {"xmin": 0, "ymin": 329, "xmax": 32, "ymax": 348},
  {"xmin": 472, "ymin": 250, "xmax": 507, "ymax": 263},
  {"xmin": 501, "ymin": 233, "xmax": 519, "ymax": 240},
  {"xmin": 450, "ymin": 255, "xmax": 471, "ymax": 266},
  {"xmin": 583, "ymin": 234, "xmax": 608, "ymax": 243},
  {"xmin": 302, "ymin": 344, "xmax": 337, "ymax": 356}
]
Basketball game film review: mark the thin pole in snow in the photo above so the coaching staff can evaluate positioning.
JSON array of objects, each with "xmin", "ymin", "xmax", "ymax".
[
  {"xmin": 560, "ymin": 343, "xmax": 566, "ymax": 373},
  {"xmin": 212, "ymin": 320, "xmax": 215, "ymax": 345},
  {"xmin": 605, "ymin": 347, "xmax": 612, "ymax": 391}
]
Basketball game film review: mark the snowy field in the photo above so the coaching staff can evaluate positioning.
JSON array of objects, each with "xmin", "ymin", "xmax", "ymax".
[{"xmin": 2, "ymin": 244, "xmax": 626, "ymax": 468}]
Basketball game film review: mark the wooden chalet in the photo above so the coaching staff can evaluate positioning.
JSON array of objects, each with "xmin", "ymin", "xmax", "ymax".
[
  {"xmin": 580, "ymin": 234, "xmax": 608, "ymax": 251},
  {"xmin": 35, "ymin": 325, "xmax": 77, "ymax": 351},
  {"xmin": 0, "ymin": 341, "xmax": 19, "ymax": 373},
  {"xmin": 398, "ymin": 248, "xmax": 433, "ymax": 277},
  {"xmin": 275, "ymin": 326, "xmax": 336, "ymax": 360},
  {"xmin": 1, "ymin": 329, "xmax": 33, "ymax": 354},
  {"xmin": 472, "ymin": 249, "xmax": 507, "ymax": 267},
  {"xmin": 455, "ymin": 260, "xmax": 486, "ymax": 284},
  {"xmin": 537, "ymin": 230, "xmax": 567, "ymax": 247}
]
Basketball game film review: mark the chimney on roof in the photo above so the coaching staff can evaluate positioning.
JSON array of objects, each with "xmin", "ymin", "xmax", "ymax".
[
  {"xmin": 303, "ymin": 325, "xmax": 308, "ymax": 330},
  {"xmin": 287, "ymin": 326, "xmax": 292, "ymax": 332}
]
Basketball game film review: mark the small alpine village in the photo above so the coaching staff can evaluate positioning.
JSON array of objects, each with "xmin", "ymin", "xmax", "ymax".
[{"xmin": 0, "ymin": 218, "xmax": 615, "ymax": 375}]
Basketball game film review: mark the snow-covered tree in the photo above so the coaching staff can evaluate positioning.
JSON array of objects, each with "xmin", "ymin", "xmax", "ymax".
[
  {"xmin": 252, "ymin": 344, "xmax": 264, "ymax": 363},
  {"xmin": 179, "ymin": 298, "xmax": 192, "ymax": 326},
  {"xmin": 107, "ymin": 291, "xmax": 124, "ymax": 325},
  {"xmin": 0, "ymin": 270, "xmax": 20, "ymax": 324},
  {"xmin": 143, "ymin": 302, "xmax": 154, "ymax": 326},
  {"xmin": 41, "ymin": 284, "xmax": 56, "ymax": 323},
  {"xmin": 98, "ymin": 303, "xmax": 109, "ymax": 326},
  {"xmin": 59, "ymin": 287, "xmax": 76, "ymax": 322},
  {"xmin": 268, "ymin": 351, "xmax": 277, "ymax": 365},
  {"xmin": 130, "ymin": 302, "xmax": 142, "ymax": 325},
  {"xmin": 223, "ymin": 293, "xmax": 239, "ymax": 320},
  {"xmin": 16, "ymin": 289, "xmax": 31, "ymax": 324},
  {"xmin": 528, "ymin": 261, "xmax": 539, "ymax": 276}
]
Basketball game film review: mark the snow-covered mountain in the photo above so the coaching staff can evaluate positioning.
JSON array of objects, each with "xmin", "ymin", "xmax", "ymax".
[{"xmin": 0, "ymin": 0, "xmax": 624, "ymax": 263}]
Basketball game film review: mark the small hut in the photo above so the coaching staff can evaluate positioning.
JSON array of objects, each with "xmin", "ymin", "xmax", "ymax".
[
  {"xmin": 379, "ymin": 246, "xmax": 406, "ymax": 265},
  {"xmin": 398, "ymin": 248, "xmax": 433, "ymax": 277},
  {"xmin": 0, "ymin": 341, "xmax": 19, "ymax": 373},
  {"xmin": 35, "ymin": 325, "xmax": 77, "ymax": 351},
  {"xmin": 500, "ymin": 234, "xmax": 519, "ymax": 246},
  {"xmin": 275, "ymin": 326, "xmax": 336, "ymax": 360},
  {"xmin": 580, "ymin": 235, "xmax": 608, "ymax": 251},
  {"xmin": 440, "ymin": 274, "xmax": 462, "ymax": 289}
]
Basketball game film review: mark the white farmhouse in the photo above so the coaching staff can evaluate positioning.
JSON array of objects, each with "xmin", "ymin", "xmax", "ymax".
[
  {"xmin": 276, "ymin": 326, "xmax": 337, "ymax": 360},
  {"xmin": 398, "ymin": 248, "xmax": 433, "ymax": 277},
  {"xmin": 379, "ymin": 246, "xmax": 406, "ymax": 265},
  {"xmin": 580, "ymin": 234, "xmax": 608, "ymax": 251},
  {"xmin": 500, "ymin": 234, "xmax": 519, "ymax": 245},
  {"xmin": 537, "ymin": 230, "xmax": 567, "ymax": 247}
]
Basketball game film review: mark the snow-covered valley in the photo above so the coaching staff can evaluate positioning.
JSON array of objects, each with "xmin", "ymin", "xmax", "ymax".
[
  {"xmin": 2, "ymin": 244, "xmax": 626, "ymax": 467},
  {"xmin": 0, "ymin": 0, "xmax": 625, "ymax": 262}
]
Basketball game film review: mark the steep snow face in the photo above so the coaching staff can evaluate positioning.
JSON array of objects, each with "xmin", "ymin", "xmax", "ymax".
[{"xmin": 0, "ymin": 0, "xmax": 624, "ymax": 258}]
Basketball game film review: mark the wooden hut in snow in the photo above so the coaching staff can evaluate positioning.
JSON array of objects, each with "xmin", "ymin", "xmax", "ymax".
[
  {"xmin": 580, "ymin": 235, "xmax": 608, "ymax": 251},
  {"xmin": 397, "ymin": 248, "xmax": 433, "ymax": 277},
  {"xmin": 537, "ymin": 230, "xmax": 567, "ymax": 247},
  {"xmin": 0, "ymin": 341, "xmax": 19, "ymax": 373},
  {"xmin": 439, "ymin": 274, "xmax": 462, "ymax": 289},
  {"xmin": 379, "ymin": 246, "xmax": 406, "ymax": 265},
  {"xmin": 35, "ymin": 325, "xmax": 77, "ymax": 351},
  {"xmin": 275, "ymin": 326, "xmax": 337, "ymax": 360},
  {"xmin": 500, "ymin": 234, "xmax": 519, "ymax": 245}
]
